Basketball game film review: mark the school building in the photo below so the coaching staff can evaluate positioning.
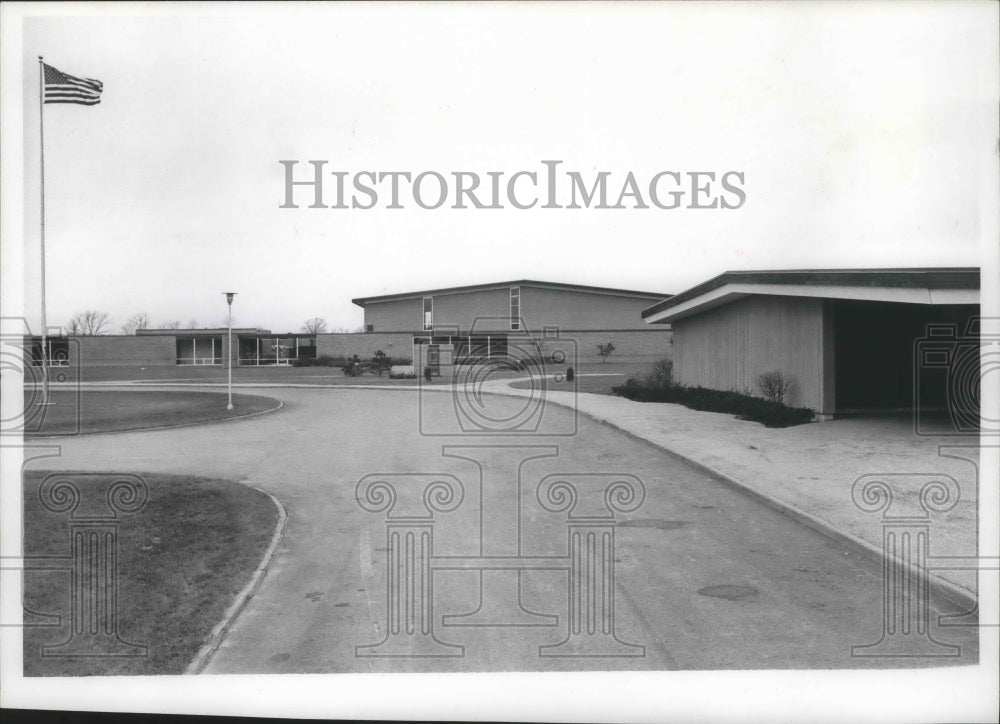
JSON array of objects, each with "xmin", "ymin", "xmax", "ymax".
[
  {"xmin": 26, "ymin": 279, "xmax": 674, "ymax": 372},
  {"xmin": 26, "ymin": 328, "xmax": 319, "ymax": 369},
  {"xmin": 350, "ymin": 279, "xmax": 674, "ymax": 371},
  {"xmin": 641, "ymin": 268, "xmax": 981, "ymax": 417}
]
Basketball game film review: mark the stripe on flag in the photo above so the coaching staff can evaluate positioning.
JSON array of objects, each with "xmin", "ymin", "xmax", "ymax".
[{"xmin": 43, "ymin": 63, "xmax": 103, "ymax": 106}]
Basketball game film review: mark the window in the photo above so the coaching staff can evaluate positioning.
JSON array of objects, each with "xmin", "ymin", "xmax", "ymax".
[
  {"xmin": 176, "ymin": 337, "xmax": 221, "ymax": 365},
  {"xmin": 423, "ymin": 296, "xmax": 433, "ymax": 331},
  {"xmin": 510, "ymin": 287, "xmax": 521, "ymax": 330},
  {"xmin": 29, "ymin": 338, "xmax": 70, "ymax": 366}
]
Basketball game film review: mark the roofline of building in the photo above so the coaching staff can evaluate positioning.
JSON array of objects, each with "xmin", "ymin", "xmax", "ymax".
[
  {"xmin": 352, "ymin": 279, "xmax": 673, "ymax": 307},
  {"xmin": 640, "ymin": 267, "xmax": 980, "ymax": 320},
  {"xmin": 137, "ymin": 328, "xmax": 272, "ymax": 335}
]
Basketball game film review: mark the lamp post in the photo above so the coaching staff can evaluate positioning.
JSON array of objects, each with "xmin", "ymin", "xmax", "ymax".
[{"xmin": 224, "ymin": 292, "xmax": 237, "ymax": 410}]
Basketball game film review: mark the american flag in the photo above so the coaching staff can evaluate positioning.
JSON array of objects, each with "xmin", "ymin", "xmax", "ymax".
[{"xmin": 43, "ymin": 63, "xmax": 103, "ymax": 106}]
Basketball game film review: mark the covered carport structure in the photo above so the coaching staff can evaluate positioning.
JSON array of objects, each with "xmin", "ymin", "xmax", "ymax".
[{"xmin": 641, "ymin": 268, "xmax": 980, "ymax": 419}]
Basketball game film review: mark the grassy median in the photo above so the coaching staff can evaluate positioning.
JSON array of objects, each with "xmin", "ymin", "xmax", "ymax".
[
  {"xmin": 22, "ymin": 472, "xmax": 280, "ymax": 676},
  {"xmin": 22, "ymin": 390, "xmax": 281, "ymax": 436}
]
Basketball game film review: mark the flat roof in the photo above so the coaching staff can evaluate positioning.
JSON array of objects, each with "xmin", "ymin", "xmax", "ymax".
[
  {"xmin": 352, "ymin": 279, "xmax": 672, "ymax": 307},
  {"xmin": 642, "ymin": 267, "xmax": 980, "ymax": 323},
  {"xmin": 138, "ymin": 327, "xmax": 272, "ymax": 336}
]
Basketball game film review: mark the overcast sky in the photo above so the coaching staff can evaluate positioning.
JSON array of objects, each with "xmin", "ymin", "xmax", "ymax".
[{"xmin": 12, "ymin": 2, "xmax": 998, "ymax": 333}]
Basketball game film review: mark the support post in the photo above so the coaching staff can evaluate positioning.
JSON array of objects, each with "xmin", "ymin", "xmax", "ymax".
[
  {"xmin": 223, "ymin": 293, "xmax": 236, "ymax": 409},
  {"xmin": 38, "ymin": 57, "xmax": 51, "ymax": 405}
]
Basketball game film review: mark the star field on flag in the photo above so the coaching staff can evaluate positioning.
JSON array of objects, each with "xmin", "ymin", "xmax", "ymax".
[{"xmin": 43, "ymin": 63, "xmax": 103, "ymax": 106}]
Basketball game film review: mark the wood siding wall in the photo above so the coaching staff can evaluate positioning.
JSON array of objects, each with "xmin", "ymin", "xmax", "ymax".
[{"xmin": 672, "ymin": 295, "xmax": 831, "ymax": 412}]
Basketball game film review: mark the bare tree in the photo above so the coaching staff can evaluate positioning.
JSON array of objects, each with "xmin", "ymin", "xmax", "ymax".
[
  {"xmin": 120, "ymin": 312, "xmax": 150, "ymax": 335},
  {"xmin": 65, "ymin": 310, "xmax": 111, "ymax": 336},
  {"xmin": 161, "ymin": 320, "xmax": 181, "ymax": 329},
  {"xmin": 301, "ymin": 317, "xmax": 329, "ymax": 334},
  {"xmin": 756, "ymin": 370, "xmax": 794, "ymax": 404},
  {"xmin": 186, "ymin": 319, "xmax": 199, "ymax": 329}
]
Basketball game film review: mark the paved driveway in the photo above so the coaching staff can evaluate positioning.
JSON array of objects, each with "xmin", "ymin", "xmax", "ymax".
[{"xmin": 25, "ymin": 386, "xmax": 978, "ymax": 672}]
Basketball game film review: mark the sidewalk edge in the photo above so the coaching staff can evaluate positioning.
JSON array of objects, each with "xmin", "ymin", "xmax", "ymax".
[
  {"xmin": 523, "ymin": 386, "xmax": 979, "ymax": 614},
  {"xmin": 184, "ymin": 485, "xmax": 288, "ymax": 674}
]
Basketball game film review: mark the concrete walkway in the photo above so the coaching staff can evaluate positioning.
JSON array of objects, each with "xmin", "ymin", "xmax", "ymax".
[{"xmin": 480, "ymin": 377, "xmax": 981, "ymax": 596}]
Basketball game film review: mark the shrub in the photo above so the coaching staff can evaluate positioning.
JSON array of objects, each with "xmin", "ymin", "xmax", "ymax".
[
  {"xmin": 649, "ymin": 358, "xmax": 674, "ymax": 388},
  {"xmin": 294, "ymin": 354, "xmax": 345, "ymax": 367},
  {"xmin": 389, "ymin": 371, "xmax": 416, "ymax": 380},
  {"xmin": 612, "ymin": 378, "xmax": 813, "ymax": 428},
  {"xmin": 756, "ymin": 370, "xmax": 793, "ymax": 404},
  {"xmin": 596, "ymin": 342, "xmax": 616, "ymax": 363},
  {"xmin": 423, "ymin": 365, "xmax": 434, "ymax": 382},
  {"xmin": 313, "ymin": 354, "xmax": 340, "ymax": 367},
  {"xmin": 566, "ymin": 366, "xmax": 575, "ymax": 382},
  {"xmin": 342, "ymin": 355, "xmax": 364, "ymax": 377},
  {"xmin": 371, "ymin": 350, "xmax": 393, "ymax": 377}
]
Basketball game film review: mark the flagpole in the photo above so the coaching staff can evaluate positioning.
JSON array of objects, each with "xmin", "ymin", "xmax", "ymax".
[{"xmin": 38, "ymin": 56, "xmax": 50, "ymax": 406}]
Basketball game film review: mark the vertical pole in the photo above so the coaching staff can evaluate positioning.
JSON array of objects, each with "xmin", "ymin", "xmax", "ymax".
[
  {"xmin": 227, "ymin": 303, "xmax": 233, "ymax": 409},
  {"xmin": 38, "ymin": 57, "xmax": 50, "ymax": 405}
]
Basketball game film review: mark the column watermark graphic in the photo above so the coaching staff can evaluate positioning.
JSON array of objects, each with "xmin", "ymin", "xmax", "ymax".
[
  {"xmin": 357, "ymin": 320, "xmax": 647, "ymax": 658},
  {"xmin": 15, "ymin": 474, "xmax": 149, "ymax": 659},
  {"xmin": 850, "ymin": 316, "xmax": 999, "ymax": 659},
  {"xmin": 354, "ymin": 467, "xmax": 647, "ymax": 659},
  {"xmin": 851, "ymin": 473, "xmax": 963, "ymax": 659}
]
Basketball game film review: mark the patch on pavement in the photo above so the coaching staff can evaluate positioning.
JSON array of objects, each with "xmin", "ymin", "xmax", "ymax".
[
  {"xmin": 618, "ymin": 518, "xmax": 690, "ymax": 530},
  {"xmin": 697, "ymin": 584, "xmax": 759, "ymax": 601}
]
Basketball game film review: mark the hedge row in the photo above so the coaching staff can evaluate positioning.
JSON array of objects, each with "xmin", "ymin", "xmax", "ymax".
[{"xmin": 612, "ymin": 378, "xmax": 814, "ymax": 428}]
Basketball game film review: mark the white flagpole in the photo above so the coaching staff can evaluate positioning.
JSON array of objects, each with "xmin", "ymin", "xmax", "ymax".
[{"xmin": 38, "ymin": 56, "xmax": 50, "ymax": 406}]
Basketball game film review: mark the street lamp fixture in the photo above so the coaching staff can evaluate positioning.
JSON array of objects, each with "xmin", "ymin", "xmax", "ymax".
[{"xmin": 223, "ymin": 292, "xmax": 237, "ymax": 410}]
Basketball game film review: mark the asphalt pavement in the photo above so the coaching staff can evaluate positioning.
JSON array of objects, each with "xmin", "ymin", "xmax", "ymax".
[{"xmin": 24, "ymin": 386, "xmax": 978, "ymax": 672}]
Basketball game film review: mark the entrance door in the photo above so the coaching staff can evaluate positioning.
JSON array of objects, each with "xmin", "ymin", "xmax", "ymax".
[{"xmin": 427, "ymin": 344, "xmax": 441, "ymax": 375}]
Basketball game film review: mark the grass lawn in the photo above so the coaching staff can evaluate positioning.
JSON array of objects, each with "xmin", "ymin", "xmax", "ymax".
[
  {"xmin": 60, "ymin": 364, "xmax": 451, "ymax": 386},
  {"xmin": 508, "ymin": 363, "xmax": 641, "ymax": 396},
  {"xmin": 22, "ymin": 390, "xmax": 281, "ymax": 436},
  {"xmin": 22, "ymin": 471, "xmax": 279, "ymax": 676}
]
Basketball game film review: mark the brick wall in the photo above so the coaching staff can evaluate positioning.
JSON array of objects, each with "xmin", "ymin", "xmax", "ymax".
[
  {"xmin": 538, "ymin": 329, "xmax": 672, "ymax": 364},
  {"xmin": 74, "ymin": 335, "xmax": 176, "ymax": 367},
  {"xmin": 315, "ymin": 332, "xmax": 414, "ymax": 361}
]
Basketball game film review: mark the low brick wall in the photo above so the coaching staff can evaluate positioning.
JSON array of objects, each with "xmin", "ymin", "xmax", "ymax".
[
  {"xmin": 74, "ymin": 335, "xmax": 176, "ymax": 367},
  {"xmin": 539, "ymin": 329, "xmax": 672, "ymax": 364},
  {"xmin": 314, "ymin": 329, "xmax": 671, "ymax": 365},
  {"xmin": 57, "ymin": 329, "xmax": 670, "ymax": 368},
  {"xmin": 314, "ymin": 332, "xmax": 414, "ymax": 362}
]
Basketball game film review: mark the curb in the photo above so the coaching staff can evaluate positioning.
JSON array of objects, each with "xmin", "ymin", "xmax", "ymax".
[
  {"xmin": 488, "ymin": 381, "xmax": 979, "ymax": 614},
  {"xmin": 184, "ymin": 485, "xmax": 288, "ymax": 674}
]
